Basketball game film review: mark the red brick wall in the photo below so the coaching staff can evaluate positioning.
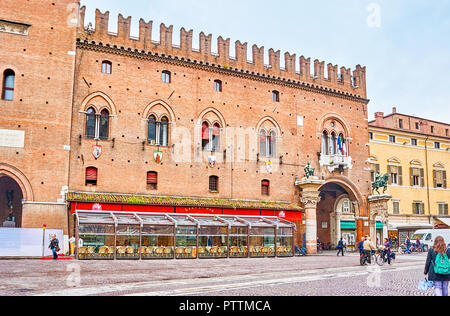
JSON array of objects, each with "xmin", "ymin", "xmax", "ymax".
[
  {"xmin": 69, "ymin": 37, "xmax": 372, "ymax": 214},
  {"xmin": 0, "ymin": 0, "xmax": 78, "ymax": 204}
]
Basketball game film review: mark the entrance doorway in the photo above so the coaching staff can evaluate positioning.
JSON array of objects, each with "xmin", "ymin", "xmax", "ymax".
[
  {"xmin": 317, "ymin": 182, "xmax": 358, "ymax": 250},
  {"xmin": 0, "ymin": 176, "xmax": 23, "ymax": 227}
]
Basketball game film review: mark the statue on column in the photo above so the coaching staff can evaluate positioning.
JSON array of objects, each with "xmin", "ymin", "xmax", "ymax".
[{"xmin": 304, "ymin": 162, "xmax": 315, "ymax": 179}]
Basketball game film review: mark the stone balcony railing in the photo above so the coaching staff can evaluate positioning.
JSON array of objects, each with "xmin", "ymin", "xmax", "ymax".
[{"xmin": 319, "ymin": 154, "xmax": 353, "ymax": 172}]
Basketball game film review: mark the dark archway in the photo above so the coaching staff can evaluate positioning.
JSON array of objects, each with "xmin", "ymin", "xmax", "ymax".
[
  {"xmin": 317, "ymin": 182, "xmax": 358, "ymax": 250},
  {"xmin": 0, "ymin": 176, "xmax": 23, "ymax": 227}
]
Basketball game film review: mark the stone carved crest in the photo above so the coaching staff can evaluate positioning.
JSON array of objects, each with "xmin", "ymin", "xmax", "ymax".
[{"xmin": 0, "ymin": 19, "xmax": 30, "ymax": 36}]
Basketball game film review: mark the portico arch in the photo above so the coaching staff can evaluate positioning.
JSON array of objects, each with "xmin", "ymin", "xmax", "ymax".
[
  {"xmin": 0, "ymin": 164, "xmax": 32, "ymax": 228},
  {"xmin": 315, "ymin": 176, "xmax": 367, "ymax": 250}
]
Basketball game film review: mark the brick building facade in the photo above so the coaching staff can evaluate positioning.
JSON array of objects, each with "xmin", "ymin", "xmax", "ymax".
[{"xmin": 1, "ymin": 1, "xmax": 372, "ymax": 254}]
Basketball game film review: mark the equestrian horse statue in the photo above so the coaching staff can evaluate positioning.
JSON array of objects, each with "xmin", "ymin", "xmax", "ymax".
[{"xmin": 372, "ymin": 172, "xmax": 389, "ymax": 195}]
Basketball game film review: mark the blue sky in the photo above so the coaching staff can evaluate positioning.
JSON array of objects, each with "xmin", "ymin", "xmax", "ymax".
[{"xmin": 80, "ymin": 0, "xmax": 450, "ymax": 123}]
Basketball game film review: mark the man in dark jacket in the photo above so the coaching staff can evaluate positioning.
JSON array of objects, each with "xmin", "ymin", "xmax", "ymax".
[{"xmin": 337, "ymin": 238, "xmax": 345, "ymax": 256}]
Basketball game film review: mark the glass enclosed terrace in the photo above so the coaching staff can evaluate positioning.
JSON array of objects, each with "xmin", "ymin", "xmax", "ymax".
[{"xmin": 75, "ymin": 210, "xmax": 295, "ymax": 260}]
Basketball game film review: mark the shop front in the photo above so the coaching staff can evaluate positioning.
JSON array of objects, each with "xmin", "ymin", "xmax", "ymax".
[
  {"xmin": 388, "ymin": 222, "xmax": 434, "ymax": 245},
  {"xmin": 75, "ymin": 210, "xmax": 296, "ymax": 260}
]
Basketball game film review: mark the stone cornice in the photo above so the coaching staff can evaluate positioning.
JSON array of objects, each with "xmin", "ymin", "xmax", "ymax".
[{"xmin": 76, "ymin": 40, "xmax": 370, "ymax": 104}]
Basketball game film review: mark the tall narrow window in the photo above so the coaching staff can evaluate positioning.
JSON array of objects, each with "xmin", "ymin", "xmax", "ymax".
[
  {"xmin": 321, "ymin": 131, "xmax": 328, "ymax": 155},
  {"xmin": 162, "ymin": 70, "xmax": 171, "ymax": 83},
  {"xmin": 330, "ymin": 133, "xmax": 336, "ymax": 155},
  {"xmin": 148, "ymin": 115, "xmax": 157, "ymax": 145},
  {"xmin": 212, "ymin": 123, "xmax": 220, "ymax": 152},
  {"xmin": 260, "ymin": 130, "xmax": 267, "ymax": 157},
  {"xmin": 2, "ymin": 69, "xmax": 15, "ymax": 101},
  {"xmin": 272, "ymin": 90, "xmax": 280, "ymax": 102},
  {"xmin": 85, "ymin": 167, "xmax": 98, "ymax": 186},
  {"xmin": 261, "ymin": 180, "xmax": 270, "ymax": 196},
  {"xmin": 209, "ymin": 176, "xmax": 219, "ymax": 192},
  {"xmin": 85, "ymin": 107, "xmax": 96, "ymax": 139},
  {"xmin": 431, "ymin": 126, "xmax": 435, "ymax": 134},
  {"xmin": 268, "ymin": 131, "xmax": 276, "ymax": 157},
  {"xmin": 214, "ymin": 80, "xmax": 222, "ymax": 92},
  {"xmin": 159, "ymin": 116, "xmax": 169, "ymax": 147},
  {"xmin": 101, "ymin": 61, "xmax": 112, "ymax": 74},
  {"xmin": 202, "ymin": 122, "xmax": 210, "ymax": 150},
  {"xmin": 398, "ymin": 119, "xmax": 403, "ymax": 129},
  {"xmin": 147, "ymin": 171, "xmax": 158, "ymax": 190},
  {"xmin": 99, "ymin": 109, "xmax": 109, "ymax": 140}
]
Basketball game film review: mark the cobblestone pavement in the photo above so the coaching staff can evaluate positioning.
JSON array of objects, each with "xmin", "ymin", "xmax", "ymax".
[{"xmin": 0, "ymin": 252, "xmax": 433, "ymax": 296}]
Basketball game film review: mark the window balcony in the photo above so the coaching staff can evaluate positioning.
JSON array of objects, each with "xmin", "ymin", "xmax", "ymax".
[{"xmin": 319, "ymin": 154, "xmax": 353, "ymax": 172}]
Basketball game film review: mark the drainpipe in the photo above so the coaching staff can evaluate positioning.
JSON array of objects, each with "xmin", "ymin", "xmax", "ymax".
[{"xmin": 424, "ymin": 136, "xmax": 431, "ymax": 224}]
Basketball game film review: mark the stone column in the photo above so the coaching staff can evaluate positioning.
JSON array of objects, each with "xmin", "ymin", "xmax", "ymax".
[
  {"xmin": 368, "ymin": 194, "xmax": 392, "ymax": 245},
  {"xmin": 296, "ymin": 178, "xmax": 325, "ymax": 255}
]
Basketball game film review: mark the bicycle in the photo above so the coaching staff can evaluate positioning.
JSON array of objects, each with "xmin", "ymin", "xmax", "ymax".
[
  {"xmin": 360, "ymin": 250, "xmax": 377, "ymax": 266},
  {"xmin": 376, "ymin": 249, "xmax": 395, "ymax": 266}
]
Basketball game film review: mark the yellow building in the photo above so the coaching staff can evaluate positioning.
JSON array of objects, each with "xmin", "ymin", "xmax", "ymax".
[{"xmin": 369, "ymin": 108, "xmax": 450, "ymax": 244}]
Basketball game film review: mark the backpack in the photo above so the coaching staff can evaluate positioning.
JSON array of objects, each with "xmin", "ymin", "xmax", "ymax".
[{"xmin": 434, "ymin": 253, "xmax": 450, "ymax": 276}]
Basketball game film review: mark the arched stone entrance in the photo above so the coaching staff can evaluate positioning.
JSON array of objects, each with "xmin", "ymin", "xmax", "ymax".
[
  {"xmin": 0, "ymin": 176, "xmax": 23, "ymax": 227},
  {"xmin": 317, "ymin": 182, "xmax": 360, "ymax": 250},
  {"xmin": 297, "ymin": 176, "xmax": 367, "ymax": 254}
]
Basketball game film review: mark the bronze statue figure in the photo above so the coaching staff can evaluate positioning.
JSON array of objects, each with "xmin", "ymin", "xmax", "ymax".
[{"xmin": 372, "ymin": 171, "xmax": 389, "ymax": 195}]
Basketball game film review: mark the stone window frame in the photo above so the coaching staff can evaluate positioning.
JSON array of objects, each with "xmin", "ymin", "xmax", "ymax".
[
  {"xmin": 147, "ymin": 114, "xmax": 170, "ymax": 147},
  {"xmin": 85, "ymin": 107, "xmax": 110, "ymax": 141}
]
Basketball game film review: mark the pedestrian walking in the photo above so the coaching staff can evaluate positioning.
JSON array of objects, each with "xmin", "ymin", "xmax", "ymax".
[
  {"xmin": 337, "ymin": 238, "xmax": 345, "ymax": 256},
  {"xmin": 49, "ymin": 234, "xmax": 60, "ymax": 260},
  {"xmin": 424, "ymin": 236, "xmax": 450, "ymax": 296}
]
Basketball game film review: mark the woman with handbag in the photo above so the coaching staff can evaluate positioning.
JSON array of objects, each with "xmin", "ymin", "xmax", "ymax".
[
  {"xmin": 49, "ymin": 234, "xmax": 60, "ymax": 260},
  {"xmin": 424, "ymin": 236, "xmax": 450, "ymax": 296}
]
